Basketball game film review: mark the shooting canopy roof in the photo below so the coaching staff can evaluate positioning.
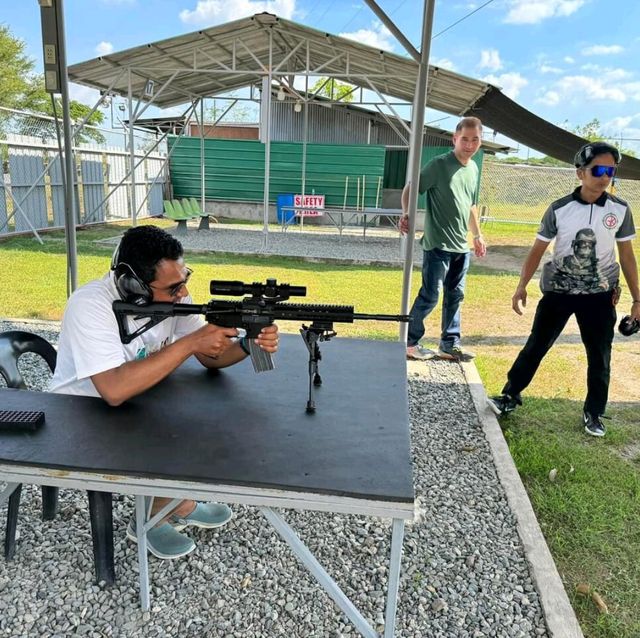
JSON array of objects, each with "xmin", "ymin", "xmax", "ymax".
[{"xmin": 68, "ymin": 12, "xmax": 640, "ymax": 179}]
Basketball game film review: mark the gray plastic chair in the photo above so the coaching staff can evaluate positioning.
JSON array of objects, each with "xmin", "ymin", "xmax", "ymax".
[{"xmin": 0, "ymin": 330, "xmax": 59, "ymax": 559}]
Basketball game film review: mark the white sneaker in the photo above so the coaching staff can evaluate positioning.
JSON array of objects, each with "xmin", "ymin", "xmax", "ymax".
[{"xmin": 406, "ymin": 344, "xmax": 436, "ymax": 361}]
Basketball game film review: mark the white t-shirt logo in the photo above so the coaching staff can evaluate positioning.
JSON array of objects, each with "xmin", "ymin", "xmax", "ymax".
[{"xmin": 603, "ymin": 213, "xmax": 618, "ymax": 230}]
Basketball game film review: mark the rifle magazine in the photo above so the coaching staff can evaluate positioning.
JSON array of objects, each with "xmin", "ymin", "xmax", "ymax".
[{"xmin": 248, "ymin": 340, "xmax": 275, "ymax": 373}]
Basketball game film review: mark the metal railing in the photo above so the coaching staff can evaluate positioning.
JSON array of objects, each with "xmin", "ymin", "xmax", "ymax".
[{"xmin": 0, "ymin": 107, "xmax": 168, "ymax": 237}]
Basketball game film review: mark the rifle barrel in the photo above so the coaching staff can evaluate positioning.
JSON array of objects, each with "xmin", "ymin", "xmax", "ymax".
[{"xmin": 353, "ymin": 313, "xmax": 410, "ymax": 322}]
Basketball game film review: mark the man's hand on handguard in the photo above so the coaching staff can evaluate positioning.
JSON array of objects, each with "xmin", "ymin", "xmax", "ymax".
[
  {"xmin": 512, "ymin": 285, "xmax": 527, "ymax": 315},
  {"xmin": 252, "ymin": 323, "xmax": 279, "ymax": 353}
]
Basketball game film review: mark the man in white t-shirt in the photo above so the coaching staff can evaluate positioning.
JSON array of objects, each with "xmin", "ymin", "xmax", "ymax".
[{"xmin": 50, "ymin": 225, "xmax": 279, "ymax": 559}]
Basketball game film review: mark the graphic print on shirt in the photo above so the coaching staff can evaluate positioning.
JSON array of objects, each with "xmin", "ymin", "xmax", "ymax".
[
  {"xmin": 135, "ymin": 337, "xmax": 170, "ymax": 360},
  {"xmin": 551, "ymin": 228, "xmax": 608, "ymax": 294}
]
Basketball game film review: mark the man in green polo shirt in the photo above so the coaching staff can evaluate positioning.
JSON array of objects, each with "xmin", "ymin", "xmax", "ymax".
[{"xmin": 400, "ymin": 116, "xmax": 487, "ymax": 361}]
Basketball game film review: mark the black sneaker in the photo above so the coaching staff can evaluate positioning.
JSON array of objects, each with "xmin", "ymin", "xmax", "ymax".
[
  {"xmin": 583, "ymin": 411, "xmax": 606, "ymax": 437},
  {"xmin": 487, "ymin": 393, "xmax": 522, "ymax": 416}
]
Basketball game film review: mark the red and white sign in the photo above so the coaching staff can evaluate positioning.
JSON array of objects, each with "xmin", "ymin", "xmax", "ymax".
[{"xmin": 294, "ymin": 194, "xmax": 325, "ymax": 217}]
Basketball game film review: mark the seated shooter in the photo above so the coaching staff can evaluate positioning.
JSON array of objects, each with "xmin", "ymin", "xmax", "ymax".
[{"xmin": 50, "ymin": 225, "xmax": 279, "ymax": 558}]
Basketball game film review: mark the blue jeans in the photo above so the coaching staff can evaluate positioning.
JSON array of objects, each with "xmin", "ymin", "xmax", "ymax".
[{"xmin": 407, "ymin": 248, "xmax": 470, "ymax": 349}]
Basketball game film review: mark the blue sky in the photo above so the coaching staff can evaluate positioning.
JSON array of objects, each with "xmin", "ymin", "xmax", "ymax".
[{"xmin": 3, "ymin": 0, "xmax": 640, "ymax": 155}]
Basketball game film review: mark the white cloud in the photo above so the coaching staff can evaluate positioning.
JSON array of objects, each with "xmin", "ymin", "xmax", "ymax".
[
  {"xmin": 602, "ymin": 115, "xmax": 640, "ymax": 154},
  {"xmin": 69, "ymin": 83, "xmax": 102, "ymax": 107},
  {"xmin": 180, "ymin": 0, "xmax": 296, "ymax": 25},
  {"xmin": 538, "ymin": 75, "xmax": 626, "ymax": 104},
  {"xmin": 96, "ymin": 41, "xmax": 114, "ymax": 56},
  {"xmin": 339, "ymin": 22, "xmax": 395, "ymax": 51},
  {"xmin": 539, "ymin": 64, "xmax": 562, "ymax": 74},
  {"xmin": 478, "ymin": 49, "xmax": 502, "ymax": 72},
  {"xmin": 606, "ymin": 115, "xmax": 636, "ymax": 130},
  {"xmin": 483, "ymin": 72, "xmax": 528, "ymax": 99},
  {"xmin": 582, "ymin": 44, "xmax": 624, "ymax": 56},
  {"xmin": 580, "ymin": 65, "xmax": 631, "ymax": 81},
  {"xmin": 539, "ymin": 90, "xmax": 560, "ymax": 105},
  {"xmin": 503, "ymin": 0, "xmax": 586, "ymax": 24},
  {"xmin": 431, "ymin": 57, "xmax": 456, "ymax": 71},
  {"xmin": 564, "ymin": 56, "xmax": 575, "ymax": 64}
]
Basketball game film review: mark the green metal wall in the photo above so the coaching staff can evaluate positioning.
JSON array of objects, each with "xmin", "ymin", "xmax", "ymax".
[
  {"xmin": 383, "ymin": 147, "xmax": 484, "ymax": 207},
  {"xmin": 168, "ymin": 137, "xmax": 386, "ymax": 208}
]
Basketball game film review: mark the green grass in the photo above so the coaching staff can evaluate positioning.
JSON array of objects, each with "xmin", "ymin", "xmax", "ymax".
[
  {"xmin": 1, "ymin": 220, "xmax": 640, "ymax": 636},
  {"xmin": 0, "ymin": 223, "xmax": 412, "ymax": 338}
]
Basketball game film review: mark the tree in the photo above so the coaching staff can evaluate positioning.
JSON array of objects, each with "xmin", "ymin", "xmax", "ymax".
[
  {"xmin": 495, "ymin": 117, "xmax": 636, "ymax": 165},
  {"xmin": 0, "ymin": 25, "xmax": 36, "ymax": 110},
  {"xmin": 0, "ymin": 24, "xmax": 104, "ymax": 143},
  {"xmin": 205, "ymin": 92, "xmax": 256, "ymax": 123},
  {"xmin": 570, "ymin": 118, "xmax": 635, "ymax": 157},
  {"xmin": 310, "ymin": 77, "xmax": 355, "ymax": 102},
  {"xmin": 572, "ymin": 118, "xmax": 602, "ymax": 142},
  {"xmin": 32, "ymin": 93, "xmax": 106, "ymax": 144}
]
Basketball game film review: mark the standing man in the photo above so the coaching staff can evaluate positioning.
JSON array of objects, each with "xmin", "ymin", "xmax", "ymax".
[
  {"xmin": 488, "ymin": 142, "xmax": 640, "ymax": 437},
  {"xmin": 50, "ymin": 225, "xmax": 279, "ymax": 558},
  {"xmin": 400, "ymin": 116, "xmax": 487, "ymax": 361}
]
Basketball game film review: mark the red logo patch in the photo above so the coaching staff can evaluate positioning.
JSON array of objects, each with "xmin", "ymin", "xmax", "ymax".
[{"xmin": 603, "ymin": 213, "xmax": 618, "ymax": 229}]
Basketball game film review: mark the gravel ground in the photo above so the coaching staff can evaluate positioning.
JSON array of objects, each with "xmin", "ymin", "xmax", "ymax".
[
  {"xmin": 0, "ymin": 318, "xmax": 549, "ymax": 638},
  {"xmin": 97, "ymin": 224, "xmax": 424, "ymax": 267}
]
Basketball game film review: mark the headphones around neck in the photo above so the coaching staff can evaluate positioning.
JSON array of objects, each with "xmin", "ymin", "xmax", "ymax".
[{"xmin": 110, "ymin": 242, "xmax": 153, "ymax": 305}]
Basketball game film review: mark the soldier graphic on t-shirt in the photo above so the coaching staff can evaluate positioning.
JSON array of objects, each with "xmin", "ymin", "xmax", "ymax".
[{"xmin": 551, "ymin": 228, "xmax": 609, "ymax": 294}]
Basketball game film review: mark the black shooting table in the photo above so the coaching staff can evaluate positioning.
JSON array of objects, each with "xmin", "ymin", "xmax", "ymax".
[{"xmin": 0, "ymin": 334, "xmax": 414, "ymax": 638}]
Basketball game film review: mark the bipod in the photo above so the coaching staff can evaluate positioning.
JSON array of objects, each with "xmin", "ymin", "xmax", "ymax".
[{"xmin": 300, "ymin": 322, "xmax": 336, "ymax": 413}]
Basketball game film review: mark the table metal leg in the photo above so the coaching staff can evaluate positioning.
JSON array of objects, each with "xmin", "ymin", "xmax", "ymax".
[
  {"xmin": 261, "ymin": 507, "xmax": 379, "ymax": 638},
  {"xmin": 41, "ymin": 486, "xmax": 59, "ymax": 521},
  {"xmin": 87, "ymin": 490, "xmax": 116, "ymax": 586},
  {"xmin": 136, "ymin": 495, "xmax": 151, "ymax": 611},
  {"xmin": 384, "ymin": 519, "xmax": 405, "ymax": 638},
  {"xmin": 3, "ymin": 483, "xmax": 21, "ymax": 560}
]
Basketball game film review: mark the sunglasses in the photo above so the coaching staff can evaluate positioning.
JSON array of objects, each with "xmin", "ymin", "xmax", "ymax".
[
  {"xmin": 589, "ymin": 165, "xmax": 616, "ymax": 178},
  {"xmin": 151, "ymin": 267, "xmax": 193, "ymax": 297}
]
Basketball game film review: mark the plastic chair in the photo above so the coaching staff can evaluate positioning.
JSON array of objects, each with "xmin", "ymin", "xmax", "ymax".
[
  {"xmin": 0, "ymin": 331, "xmax": 59, "ymax": 559},
  {"xmin": 163, "ymin": 199, "xmax": 191, "ymax": 234},
  {"xmin": 188, "ymin": 197, "xmax": 217, "ymax": 230},
  {"xmin": 163, "ymin": 200, "xmax": 176, "ymax": 217}
]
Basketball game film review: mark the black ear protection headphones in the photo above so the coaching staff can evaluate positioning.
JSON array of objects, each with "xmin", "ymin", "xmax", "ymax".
[
  {"xmin": 618, "ymin": 315, "xmax": 640, "ymax": 337},
  {"xmin": 110, "ymin": 242, "xmax": 153, "ymax": 305},
  {"xmin": 574, "ymin": 142, "xmax": 621, "ymax": 168}
]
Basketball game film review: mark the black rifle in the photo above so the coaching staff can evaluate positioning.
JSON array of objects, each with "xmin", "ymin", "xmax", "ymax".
[{"xmin": 113, "ymin": 278, "xmax": 409, "ymax": 412}]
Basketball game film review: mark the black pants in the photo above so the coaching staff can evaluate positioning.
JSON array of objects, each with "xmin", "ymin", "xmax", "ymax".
[{"xmin": 503, "ymin": 291, "xmax": 616, "ymax": 416}]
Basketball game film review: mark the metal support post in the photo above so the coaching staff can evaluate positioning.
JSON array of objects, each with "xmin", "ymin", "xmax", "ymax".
[
  {"xmin": 399, "ymin": 0, "xmax": 436, "ymax": 342},
  {"xmin": 384, "ymin": 519, "xmax": 405, "ymax": 638},
  {"xmin": 128, "ymin": 70, "xmax": 138, "ymax": 226}
]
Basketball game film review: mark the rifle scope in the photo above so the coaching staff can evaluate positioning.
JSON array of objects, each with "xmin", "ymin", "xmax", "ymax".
[{"xmin": 210, "ymin": 278, "xmax": 307, "ymax": 298}]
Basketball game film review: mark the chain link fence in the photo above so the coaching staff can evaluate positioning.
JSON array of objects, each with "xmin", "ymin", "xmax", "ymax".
[
  {"xmin": 478, "ymin": 159, "xmax": 640, "ymax": 225},
  {"xmin": 0, "ymin": 107, "xmax": 168, "ymax": 236}
]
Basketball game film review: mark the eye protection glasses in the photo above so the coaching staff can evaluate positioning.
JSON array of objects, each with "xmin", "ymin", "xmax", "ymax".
[
  {"xmin": 589, "ymin": 165, "xmax": 616, "ymax": 178},
  {"xmin": 151, "ymin": 267, "xmax": 193, "ymax": 297}
]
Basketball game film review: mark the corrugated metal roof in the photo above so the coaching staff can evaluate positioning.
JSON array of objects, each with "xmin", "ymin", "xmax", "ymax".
[
  {"xmin": 68, "ymin": 12, "xmax": 637, "ymax": 177},
  {"xmin": 68, "ymin": 12, "xmax": 490, "ymax": 115},
  {"xmin": 468, "ymin": 89, "xmax": 640, "ymax": 180}
]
